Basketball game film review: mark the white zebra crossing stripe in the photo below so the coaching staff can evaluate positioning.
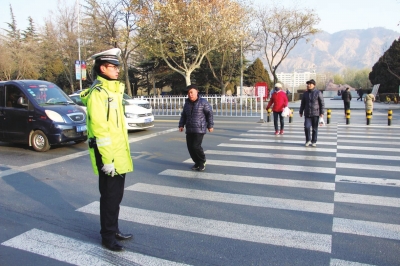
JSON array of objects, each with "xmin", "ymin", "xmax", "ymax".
[
  {"xmin": 339, "ymin": 139, "xmax": 400, "ymax": 145},
  {"xmin": 183, "ymin": 159, "xmax": 336, "ymax": 174},
  {"xmin": 230, "ymin": 138, "xmax": 337, "ymax": 146},
  {"xmin": 330, "ymin": 258, "xmax": 376, "ymax": 266},
  {"xmin": 332, "ymin": 218, "xmax": 400, "ymax": 241},
  {"xmin": 218, "ymin": 143, "xmax": 337, "ymax": 153},
  {"xmin": 337, "ymin": 153, "xmax": 400, "ymax": 161},
  {"xmin": 337, "ymin": 135, "xmax": 399, "ymax": 140},
  {"xmin": 249, "ymin": 130, "xmax": 337, "ymax": 136},
  {"xmin": 336, "ymin": 162, "xmax": 400, "ymax": 172},
  {"xmin": 334, "ymin": 192, "xmax": 400, "ymax": 208},
  {"xmin": 337, "ymin": 146, "xmax": 400, "ymax": 152},
  {"xmin": 205, "ymin": 150, "xmax": 336, "ymax": 162},
  {"xmin": 76, "ymin": 202, "xmax": 332, "ymax": 253},
  {"xmin": 241, "ymin": 133, "xmax": 338, "ymax": 140},
  {"xmin": 159, "ymin": 169, "xmax": 335, "ymax": 190},
  {"xmin": 335, "ymin": 175, "xmax": 400, "ymax": 187},
  {"xmin": 126, "ymin": 183, "xmax": 334, "ymax": 214},
  {"xmin": 1, "ymin": 228, "xmax": 188, "ymax": 266}
]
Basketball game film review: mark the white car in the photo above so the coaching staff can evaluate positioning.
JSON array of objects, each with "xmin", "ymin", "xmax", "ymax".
[
  {"xmin": 69, "ymin": 94, "xmax": 154, "ymax": 131},
  {"xmin": 123, "ymin": 93, "xmax": 152, "ymax": 112}
]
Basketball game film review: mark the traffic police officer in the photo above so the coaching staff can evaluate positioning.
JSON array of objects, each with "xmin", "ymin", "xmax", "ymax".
[{"xmin": 80, "ymin": 47, "xmax": 133, "ymax": 251}]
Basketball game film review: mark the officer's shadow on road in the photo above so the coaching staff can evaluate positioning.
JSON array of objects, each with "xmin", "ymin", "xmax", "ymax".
[{"xmin": 2, "ymin": 171, "xmax": 98, "ymax": 242}]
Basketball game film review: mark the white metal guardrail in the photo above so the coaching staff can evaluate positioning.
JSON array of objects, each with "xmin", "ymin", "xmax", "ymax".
[{"xmin": 139, "ymin": 95, "xmax": 264, "ymax": 117}]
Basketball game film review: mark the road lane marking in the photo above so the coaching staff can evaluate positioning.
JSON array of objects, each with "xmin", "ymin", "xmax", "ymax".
[
  {"xmin": 230, "ymin": 138, "xmax": 337, "ymax": 146},
  {"xmin": 334, "ymin": 192, "xmax": 400, "ymax": 208},
  {"xmin": 335, "ymin": 175, "xmax": 400, "ymax": 187},
  {"xmin": 0, "ymin": 128, "xmax": 177, "ymax": 178},
  {"xmin": 159, "ymin": 169, "xmax": 335, "ymax": 190},
  {"xmin": 1, "ymin": 228, "xmax": 188, "ymax": 266},
  {"xmin": 126, "ymin": 183, "xmax": 334, "ymax": 214},
  {"xmin": 218, "ymin": 143, "xmax": 337, "ymax": 153},
  {"xmin": 205, "ymin": 149, "xmax": 336, "ymax": 162},
  {"xmin": 333, "ymin": 218, "xmax": 400, "ymax": 241},
  {"xmin": 76, "ymin": 202, "xmax": 332, "ymax": 253},
  {"xmin": 0, "ymin": 151, "xmax": 89, "ymax": 178},
  {"xmin": 183, "ymin": 159, "xmax": 336, "ymax": 174}
]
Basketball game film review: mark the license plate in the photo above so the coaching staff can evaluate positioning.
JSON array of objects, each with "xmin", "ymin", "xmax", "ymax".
[
  {"xmin": 76, "ymin": 125, "xmax": 87, "ymax": 132},
  {"xmin": 144, "ymin": 118, "xmax": 151, "ymax": 123}
]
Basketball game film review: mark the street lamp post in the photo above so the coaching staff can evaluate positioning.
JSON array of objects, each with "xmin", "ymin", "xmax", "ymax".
[
  {"xmin": 240, "ymin": 39, "xmax": 243, "ymax": 97},
  {"xmin": 77, "ymin": 0, "xmax": 82, "ymax": 91},
  {"xmin": 292, "ymin": 69, "xmax": 295, "ymax": 102}
]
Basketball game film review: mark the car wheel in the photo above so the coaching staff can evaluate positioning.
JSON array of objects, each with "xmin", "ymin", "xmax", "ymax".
[{"xmin": 31, "ymin": 130, "xmax": 50, "ymax": 152}]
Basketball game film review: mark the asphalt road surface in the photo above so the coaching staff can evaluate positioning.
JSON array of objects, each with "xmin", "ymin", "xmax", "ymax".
[{"xmin": 1, "ymin": 113, "xmax": 400, "ymax": 266}]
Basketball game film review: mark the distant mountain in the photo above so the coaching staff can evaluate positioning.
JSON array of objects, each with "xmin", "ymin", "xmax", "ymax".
[{"xmin": 250, "ymin": 27, "xmax": 400, "ymax": 73}]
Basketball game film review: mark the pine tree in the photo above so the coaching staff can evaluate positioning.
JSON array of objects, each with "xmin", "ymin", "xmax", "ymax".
[
  {"xmin": 244, "ymin": 58, "xmax": 272, "ymax": 89},
  {"xmin": 369, "ymin": 38, "xmax": 400, "ymax": 93}
]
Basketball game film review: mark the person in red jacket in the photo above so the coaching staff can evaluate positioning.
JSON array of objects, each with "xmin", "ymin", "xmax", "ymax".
[{"xmin": 266, "ymin": 83, "xmax": 288, "ymax": 135}]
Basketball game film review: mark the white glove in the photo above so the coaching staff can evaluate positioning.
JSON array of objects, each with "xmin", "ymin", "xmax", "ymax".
[{"xmin": 101, "ymin": 163, "xmax": 115, "ymax": 177}]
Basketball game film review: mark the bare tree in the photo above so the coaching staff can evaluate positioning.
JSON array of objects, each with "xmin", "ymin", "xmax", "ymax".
[
  {"xmin": 52, "ymin": 0, "xmax": 81, "ymax": 92},
  {"xmin": 83, "ymin": 0, "xmax": 142, "ymax": 96},
  {"xmin": 255, "ymin": 4, "xmax": 320, "ymax": 83},
  {"xmin": 137, "ymin": 0, "xmax": 251, "ymax": 86}
]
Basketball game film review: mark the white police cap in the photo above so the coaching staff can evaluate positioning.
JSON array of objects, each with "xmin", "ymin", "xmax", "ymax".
[{"xmin": 91, "ymin": 47, "xmax": 121, "ymax": 66}]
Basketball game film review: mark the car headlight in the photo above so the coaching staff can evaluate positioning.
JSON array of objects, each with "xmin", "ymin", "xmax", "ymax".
[
  {"xmin": 125, "ymin": 113, "xmax": 139, "ymax": 119},
  {"xmin": 45, "ymin": 110, "xmax": 65, "ymax": 122}
]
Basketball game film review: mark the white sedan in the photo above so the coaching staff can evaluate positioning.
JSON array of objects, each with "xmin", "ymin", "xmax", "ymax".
[{"xmin": 69, "ymin": 94, "xmax": 154, "ymax": 131}]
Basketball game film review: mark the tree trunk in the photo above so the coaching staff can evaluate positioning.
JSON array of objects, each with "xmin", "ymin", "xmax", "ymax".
[
  {"xmin": 185, "ymin": 73, "xmax": 191, "ymax": 86},
  {"xmin": 123, "ymin": 61, "xmax": 132, "ymax": 97}
]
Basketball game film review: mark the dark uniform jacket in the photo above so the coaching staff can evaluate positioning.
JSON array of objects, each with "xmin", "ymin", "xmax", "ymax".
[
  {"xmin": 179, "ymin": 97, "xmax": 214, "ymax": 134},
  {"xmin": 299, "ymin": 89, "xmax": 325, "ymax": 117}
]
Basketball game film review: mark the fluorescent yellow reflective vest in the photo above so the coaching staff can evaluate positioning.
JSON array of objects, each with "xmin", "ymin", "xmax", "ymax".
[{"xmin": 80, "ymin": 77, "xmax": 133, "ymax": 175}]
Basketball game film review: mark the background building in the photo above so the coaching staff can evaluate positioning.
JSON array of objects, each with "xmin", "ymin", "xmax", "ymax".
[{"xmin": 276, "ymin": 69, "xmax": 326, "ymax": 92}]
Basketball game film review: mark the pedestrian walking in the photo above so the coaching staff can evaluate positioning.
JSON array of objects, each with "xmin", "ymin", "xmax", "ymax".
[
  {"xmin": 80, "ymin": 47, "xmax": 133, "ymax": 252},
  {"xmin": 266, "ymin": 83, "xmax": 288, "ymax": 135},
  {"xmin": 357, "ymin": 87, "xmax": 364, "ymax": 101},
  {"xmin": 299, "ymin": 79, "xmax": 325, "ymax": 147},
  {"xmin": 341, "ymin": 87, "xmax": 352, "ymax": 115},
  {"xmin": 364, "ymin": 89, "xmax": 375, "ymax": 113},
  {"xmin": 179, "ymin": 84, "xmax": 214, "ymax": 171}
]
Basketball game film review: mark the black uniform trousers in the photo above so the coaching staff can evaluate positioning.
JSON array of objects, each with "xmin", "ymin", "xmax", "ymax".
[
  {"xmin": 94, "ymin": 147, "xmax": 125, "ymax": 243},
  {"xmin": 186, "ymin": 133, "xmax": 206, "ymax": 166}
]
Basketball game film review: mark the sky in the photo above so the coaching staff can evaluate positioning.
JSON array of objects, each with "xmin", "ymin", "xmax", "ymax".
[{"xmin": 0, "ymin": 0, "xmax": 399, "ymax": 34}]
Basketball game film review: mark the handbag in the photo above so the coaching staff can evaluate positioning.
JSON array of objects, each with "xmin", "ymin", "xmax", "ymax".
[
  {"xmin": 319, "ymin": 117, "xmax": 325, "ymax": 126},
  {"xmin": 282, "ymin": 106, "xmax": 290, "ymax": 117}
]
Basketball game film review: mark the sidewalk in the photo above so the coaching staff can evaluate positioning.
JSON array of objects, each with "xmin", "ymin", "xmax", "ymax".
[{"xmin": 288, "ymin": 98, "xmax": 400, "ymax": 110}]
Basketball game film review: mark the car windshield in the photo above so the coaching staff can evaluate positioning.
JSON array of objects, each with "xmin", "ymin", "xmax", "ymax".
[
  {"xmin": 27, "ymin": 83, "xmax": 74, "ymax": 106},
  {"xmin": 69, "ymin": 95, "xmax": 84, "ymax": 106},
  {"xmin": 123, "ymin": 93, "xmax": 132, "ymax": 100}
]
